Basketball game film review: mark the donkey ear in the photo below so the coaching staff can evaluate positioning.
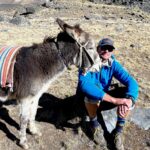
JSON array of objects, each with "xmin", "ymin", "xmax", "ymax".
[
  {"xmin": 65, "ymin": 24, "xmax": 82, "ymax": 41},
  {"xmin": 65, "ymin": 27, "xmax": 77, "ymax": 39},
  {"xmin": 56, "ymin": 18, "xmax": 66, "ymax": 31},
  {"xmin": 56, "ymin": 18, "xmax": 81, "ymax": 41},
  {"xmin": 65, "ymin": 23, "xmax": 90, "ymax": 47},
  {"xmin": 56, "ymin": 18, "xmax": 73, "ymax": 31}
]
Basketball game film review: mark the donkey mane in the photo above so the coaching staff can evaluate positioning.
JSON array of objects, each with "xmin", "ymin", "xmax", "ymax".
[{"xmin": 43, "ymin": 36, "xmax": 55, "ymax": 44}]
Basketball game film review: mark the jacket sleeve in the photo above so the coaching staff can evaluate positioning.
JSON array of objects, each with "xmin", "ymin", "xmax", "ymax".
[
  {"xmin": 113, "ymin": 61, "xmax": 139, "ymax": 102},
  {"xmin": 78, "ymin": 71, "xmax": 105, "ymax": 101}
]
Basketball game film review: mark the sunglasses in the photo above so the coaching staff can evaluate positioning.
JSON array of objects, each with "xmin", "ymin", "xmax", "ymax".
[{"xmin": 101, "ymin": 46, "xmax": 114, "ymax": 52}]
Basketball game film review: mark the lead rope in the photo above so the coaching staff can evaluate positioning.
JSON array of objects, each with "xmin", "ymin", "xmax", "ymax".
[
  {"xmin": 76, "ymin": 40, "xmax": 90, "ymax": 68},
  {"xmin": 55, "ymin": 37, "xmax": 93, "ymax": 71},
  {"xmin": 79, "ymin": 46, "xmax": 83, "ymax": 68}
]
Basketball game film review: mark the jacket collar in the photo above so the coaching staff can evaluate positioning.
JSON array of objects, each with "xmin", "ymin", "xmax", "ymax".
[{"xmin": 101, "ymin": 57, "xmax": 114, "ymax": 67}]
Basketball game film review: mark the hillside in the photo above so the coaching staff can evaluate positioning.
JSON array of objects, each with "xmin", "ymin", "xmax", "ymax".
[{"xmin": 0, "ymin": 0, "xmax": 149, "ymax": 150}]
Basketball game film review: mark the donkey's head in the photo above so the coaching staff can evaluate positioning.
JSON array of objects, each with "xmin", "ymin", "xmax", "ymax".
[{"xmin": 56, "ymin": 18, "xmax": 101, "ymax": 72}]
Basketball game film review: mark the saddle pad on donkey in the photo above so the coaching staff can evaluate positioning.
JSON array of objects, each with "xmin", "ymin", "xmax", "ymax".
[{"xmin": 0, "ymin": 46, "xmax": 21, "ymax": 92}]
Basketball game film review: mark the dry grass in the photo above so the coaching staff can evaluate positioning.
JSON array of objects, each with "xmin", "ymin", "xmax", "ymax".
[
  {"xmin": 0, "ymin": 1, "xmax": 149, "ymax": 149},
  {"xmin": 0, "ymin": 0, "xmax": 149, "ymax": 105}
]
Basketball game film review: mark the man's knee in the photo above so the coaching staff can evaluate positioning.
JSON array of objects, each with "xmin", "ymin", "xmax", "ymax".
[{"xmin": 84, "ymin": 96, "xmax": 100, "ymax": 105}]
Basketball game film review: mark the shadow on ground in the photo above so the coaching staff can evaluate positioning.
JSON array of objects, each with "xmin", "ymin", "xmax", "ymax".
[
  {"xmin": 0, "ymin": 100, "xmax": 19, "ymax": 142},
  {"xmin": 37, "ymin": 92, "xmax": 86, "ymax": 130},
  {"xmin": 37, "ymin": 92, "xmax": 117, "ymax": 150},
  {"xmin": 0, "ymin": 92, "xmax": 117, "ymax": 149}
]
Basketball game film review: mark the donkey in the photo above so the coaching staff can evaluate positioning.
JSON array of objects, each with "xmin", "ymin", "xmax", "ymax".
[{"xmin": 0, "ymin": 18, "xmax": 101, "ymax": 149}]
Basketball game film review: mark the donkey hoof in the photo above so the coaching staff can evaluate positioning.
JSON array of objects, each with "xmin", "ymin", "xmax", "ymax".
[{"xmin": 20, "ymin": 142, "xmax": 29, "ymax": 149}]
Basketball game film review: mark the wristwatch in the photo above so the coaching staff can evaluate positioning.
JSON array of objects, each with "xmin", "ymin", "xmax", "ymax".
[{"xmin": 125, "ymin": 95, "xmax": 135, "ymax": 107}]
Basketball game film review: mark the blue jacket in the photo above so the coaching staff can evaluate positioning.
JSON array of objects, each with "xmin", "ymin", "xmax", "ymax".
[{"xmin": 78, "ymin": 58, "xmax": 139, "ymax": 103}]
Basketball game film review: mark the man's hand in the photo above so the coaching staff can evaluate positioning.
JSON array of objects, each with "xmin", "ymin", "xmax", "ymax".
[
  {"xmin": 122, "ymin": 98, "xmax": 133, "ymax": 108},
  {"xmin": 118, "ymin": 105, "xmax": 129, "ymax": 118},
  {"xmin": 118, "ymin": 99, "xmax": 132, "ymax": 118},
  {"xmin": 103, "ymin": 93, "xmax": 133, "ymax": 118}
]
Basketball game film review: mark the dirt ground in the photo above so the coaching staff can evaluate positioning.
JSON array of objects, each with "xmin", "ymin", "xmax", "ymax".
[{"xmin": 0, "ymin": 0, "xmax": 149, "ymax": 150}]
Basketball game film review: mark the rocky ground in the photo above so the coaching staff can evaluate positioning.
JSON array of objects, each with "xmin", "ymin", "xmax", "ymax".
[{"xmin": 0, "ymin": 0, "xmax": 149, "ymax": 150}]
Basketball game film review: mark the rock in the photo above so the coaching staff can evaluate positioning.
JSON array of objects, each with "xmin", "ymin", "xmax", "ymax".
[
  {"xmin": 101, "ymin": 108, "xmax": 117, "ymax": 133},
  {"xmin": 25, "ymin": 6, "xmax": 36, "ymax": 14},
  {"xmin": 13, "ymin": 6, "xmax": 36, "ymax": 17},
  {"xmin": 130, "ymin": 44, "xmax": 135, "ymax": 48},
  {"xmin": 42, "ymin": 1, "xmax": 55, "ymax": 8},
  {"xmin": 88, "ymin": 0, "xmax": 132, "ymax": 5},
  {"xmin": 84, "ymin": 14, "xmax": 103, "ymax": 21},
  {"xmin": 130, "ymin": 43, "xmax": 142, "ymax": 49},
  {"xmin": 129, "ymin": 107, "xmax": 150, "ymax": 130},
  {"xmin": 0, "ymin": 16, "xmax": 5, "ymax": 22},
  {"xmin": 115, "ymin": 24, "xmax": 124, "ymax": 32},
  {"xmin": 9, "ymin": 16, "xmax": 30, "ymax": 26},
  {"xmin": 0, "ymin": 0, "xmax": 22, "ymax": 4},
  {"xmin": 140, "ymin": 1, "xmax": 150, "ymax": 13},
  {"xmin": 38, "ymin": 0, "xmax": 57, "ymax": 4},
  {"xmin": 84, "ymin": 15, "xmax": 90, "ymax": 20},
  {"xmin": 88, "ymin": 0, "xmax": 150, "ymax": 12},
  {"xmin": 42, "ymin": 1, "xmax": 68, "ymax": 10},
  {"xmin": 101, "ymin": 107, "xmax": 150, "ymax": 132},
  {"xmin": 54, "ymin": 4, "xmax": 68, "ymax": 10},
  {"xmin": 89, "ymin": 0, "xmax": 113, "ymax": 5},
  {"xmin": 13, "ymin": 7, "xmax": 26, "ymax": 17}
]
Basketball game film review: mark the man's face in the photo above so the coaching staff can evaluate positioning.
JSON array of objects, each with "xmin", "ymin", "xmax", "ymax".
[{"xmin": 97, "ymin": 45, "xmax": 114, "ymax": 60}]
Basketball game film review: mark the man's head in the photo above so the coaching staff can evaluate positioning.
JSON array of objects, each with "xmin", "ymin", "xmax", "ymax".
[{"xmin": 97, "ymin": 38, "xmax": 115, "ymax": 60}]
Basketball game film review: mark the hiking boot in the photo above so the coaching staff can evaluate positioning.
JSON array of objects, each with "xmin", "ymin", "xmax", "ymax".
[
  {"xmin": 90, "ymin": 125, "xmax": 105, "ymax": 145},
  {"xmin": 90, "ymin": 125, "xmax": 107, "ymax": 150},
  {"xmin": 83, "ymin": 116, "xmax": 107, "ymax": 148},
  {"xmin": 112, "ymin": 131, "xmax": 124, "ymax": 150}
]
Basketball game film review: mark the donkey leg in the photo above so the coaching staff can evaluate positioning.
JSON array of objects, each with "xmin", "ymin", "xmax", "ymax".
[
  {"xmin": 19, "ymin": 97, "xmax": 32, "ymax": 149},
  {"xmin": 28, "ymin": 97, "xmax": 42, "ymax": 136}
]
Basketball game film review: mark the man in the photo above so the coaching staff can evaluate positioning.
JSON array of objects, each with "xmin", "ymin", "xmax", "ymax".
[{"xmin": 78, "ymin": 38, "xmax": 139, "ymax": 150}]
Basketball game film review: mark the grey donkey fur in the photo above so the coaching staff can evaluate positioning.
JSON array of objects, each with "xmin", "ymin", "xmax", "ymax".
[{"xmin": 0, "ymin": 18, "xmax": 101, "ymax": 149}]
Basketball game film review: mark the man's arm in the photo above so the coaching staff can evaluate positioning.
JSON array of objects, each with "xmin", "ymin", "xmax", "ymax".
[
  {"xmin": 102, "ymin": 93, "xmax": 132, "ymax": 107},
  {"xmin": 103, "ymin": 93, "xmax": 132, "ymax": 118},
  {"xmin": 113, "ymin": 61, "xmax": 139, "ymax": 103}
]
